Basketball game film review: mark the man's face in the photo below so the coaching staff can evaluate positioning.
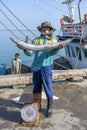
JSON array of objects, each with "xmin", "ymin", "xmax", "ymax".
[
  {"xmin": 15, "ymin": 55, "xmax": 19, "ymax": 59},
  {"xmin": 41, "ymin": 27, "xmax": 53, "ymax": 39},
  {"xmin": 41, "ymin": 27, "xmax": 51, "ymax": 33}
]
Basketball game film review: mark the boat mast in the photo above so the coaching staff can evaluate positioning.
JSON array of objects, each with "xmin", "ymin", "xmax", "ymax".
[
  {"xmin": 67, "ymin": 0, "xmax": 74, "ymax": 19},
  {"xmin": 61, "ymin": 0, "xmax": 74, "ymax": 20},
  {"xmin": 78, "ymin": 0, "xmax": 82, "ymax": 23}
]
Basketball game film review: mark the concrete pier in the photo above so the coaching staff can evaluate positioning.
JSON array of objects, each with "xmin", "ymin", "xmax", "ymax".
[
  {"xmin": 0, "ymin": 69, "xmax": 87, "ymax": 87},
  {"xmin": 0, "ymin": 69, "xmax": 87, "ymax": 129},
  {"xmin": 0, "ymin": 79, "xmax": 87, "ymax": 129}
]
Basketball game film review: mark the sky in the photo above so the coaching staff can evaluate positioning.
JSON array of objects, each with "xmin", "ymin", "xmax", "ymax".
[
  {"xmin": 0, "ymin": 0, "xmax": 87, "ymax": 43},
  {"xmin": 0, "ymin": 0, "xmax": 87, "ymax": 31}
]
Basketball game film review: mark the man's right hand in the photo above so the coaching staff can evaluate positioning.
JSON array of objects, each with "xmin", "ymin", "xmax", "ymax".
[{"xmin": 17, "ymin": 44, "xmax": 26, "ymax": 50}]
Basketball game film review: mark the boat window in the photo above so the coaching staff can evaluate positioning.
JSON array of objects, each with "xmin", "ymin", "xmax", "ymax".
[
  {"xmin": 65, "ymin": 46, "xmax": 68, "ymax": 55},
  {"xmin": 83, "ymin": 49, "xmax": 87, "ymax": 60},
  {"xmin": 76, "ymin": 47, "xmax": 82, "ymax": 60},
  {"xmin": 67, "ymin": 45, "xmax": 71, "ymax": 57},
  {"xmin": 71, "ymin": 46, "xmax": 75, "ymax": 57}
]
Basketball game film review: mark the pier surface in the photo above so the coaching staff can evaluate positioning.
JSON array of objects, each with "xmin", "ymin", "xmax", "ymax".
[
  {"xmin": 1, "ymin": 69, "xmax": 87, "ymax": 87},
  {"xmin": 0, "ymin": 79, "xmax": 87, "ymax": 130}
]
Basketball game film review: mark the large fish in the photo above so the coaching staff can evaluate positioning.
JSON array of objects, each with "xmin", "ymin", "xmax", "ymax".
[{"xmin": 10, "ymin": 37, "xmax": 74, "ymax": 51}]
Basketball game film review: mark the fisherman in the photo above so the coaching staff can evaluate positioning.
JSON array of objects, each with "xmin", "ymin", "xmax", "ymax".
[
  {"xmin": 17, "ymin": 21, "xmax": 65, "ymax": 117},
  {"xmin": 11, "ymin": 53, "xmax": 22, "ymax": 74}
]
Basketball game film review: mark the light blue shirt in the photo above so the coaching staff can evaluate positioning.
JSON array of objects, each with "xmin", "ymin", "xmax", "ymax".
[{"xmin": 23, "ymin": 35, "xmax": 59, "ymax": 71}]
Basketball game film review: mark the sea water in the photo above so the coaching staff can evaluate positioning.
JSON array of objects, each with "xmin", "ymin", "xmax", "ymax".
[{"xmin": 0, "ymin": 30, "xmax": 66, "ymax": 69}]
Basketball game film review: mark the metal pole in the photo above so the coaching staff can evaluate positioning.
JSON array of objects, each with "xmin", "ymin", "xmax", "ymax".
[{"xmin": 78, "ymin": 0, "xmax": 82, "ymax": 23}]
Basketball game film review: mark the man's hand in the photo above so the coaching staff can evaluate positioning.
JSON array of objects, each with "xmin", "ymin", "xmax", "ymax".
[{"xmin": 58, "ymin": 43, "xmax": 66, "ymax": 49}]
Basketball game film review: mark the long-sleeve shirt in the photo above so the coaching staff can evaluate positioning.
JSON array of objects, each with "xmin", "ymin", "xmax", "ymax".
[{"xmin": 23, "ymin": 35, "xmax": 59, "ymax": 71}]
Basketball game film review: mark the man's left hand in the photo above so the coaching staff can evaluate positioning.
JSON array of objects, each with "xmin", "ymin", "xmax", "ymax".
[{"xmin": 58, "ymin": 43, "xmax": 66, "ymax": 49}]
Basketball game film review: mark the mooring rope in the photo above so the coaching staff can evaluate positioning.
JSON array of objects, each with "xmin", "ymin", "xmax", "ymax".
[
  {"xmin": 0, "ymin": 9, "xmax": 27, "ymax": 38},
  {"xmin": 0, "ymin": 21, "xmax": 18, "ymax": 38},
  {"xmin": 54, "ymin": 61, "xmax": 70, "ymax": 70},
  {"xmin": 0, "ymin": 0, "xmax": 37, "ymax": 38},
  {"xmin": 73, "ymin": 28, "xmax": 84, "ymax": 69}
]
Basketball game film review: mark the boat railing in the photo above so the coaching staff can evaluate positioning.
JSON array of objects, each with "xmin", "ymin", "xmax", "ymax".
[{"xmin": 61, "ymin": 23, "xmax": 87, "ymax": 38}]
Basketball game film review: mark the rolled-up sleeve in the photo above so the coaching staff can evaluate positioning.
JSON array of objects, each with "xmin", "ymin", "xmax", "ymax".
[
  {"xmin": 48, "ymin": 48, "xmax": 59, "ymax": 56},
  {"xmin": 23, "ymin": 50, "xmax": 34, "ymax": 56}
]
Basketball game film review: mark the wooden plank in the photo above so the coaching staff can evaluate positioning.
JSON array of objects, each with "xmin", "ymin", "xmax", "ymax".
[{"xmin": 0, "ymin": 69, "xmax": 87, "ymax": 87}]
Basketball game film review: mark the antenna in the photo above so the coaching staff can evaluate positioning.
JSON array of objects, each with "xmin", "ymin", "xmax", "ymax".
[{"xmin": 60, "ymin": 0, "xmax": 74, "ymax": 20}]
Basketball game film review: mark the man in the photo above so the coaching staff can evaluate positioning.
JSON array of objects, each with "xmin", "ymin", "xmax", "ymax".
[
  {"xmin": 17, "ymin": 21, "xmax": 65, "ymax": 117},
  {"xmin": 11, "ymin": 53, "xmax": 22, "ymax": 74}
]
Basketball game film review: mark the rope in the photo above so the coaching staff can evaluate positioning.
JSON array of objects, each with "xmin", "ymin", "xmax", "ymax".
[
  {"xmin": 36, "ymin": 0, "xmax": 80, "ymax": 22},
  {"xmin": 29, "ymin": 0, "xmax": 58, "ymax": 21},
  {"xmin": 54, "ymin": 61, "xmax": 70, "ymax": 70},
  {"xmin": 0, "ymin": 21, "xmax": 18, "ymax": 38},
  {"xmin": 0, "ymin": 0, "xmax": 84, "ymax": 69},
  {"xmin": 57, "ymin": 24, "xmax": 84, "ymax": 69},
  {"xmin": 0, "ymin": 9, "xmax": 26, "ymax": 38},
  {"xmin": 73, "ymin": 28, "xmax": 84, "ymax": 69},
  {"xmin": 0, "ymin": 0, "xmax": 37, "ymax": 38}
]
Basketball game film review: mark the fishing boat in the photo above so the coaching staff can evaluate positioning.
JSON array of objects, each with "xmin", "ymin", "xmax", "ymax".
[
  {"xmin": 57, "ymin": 0, "xmax": 87, "ymax": 69},
  {"xmin": 1, "ymin": 0, "xmax": 87, "ymax": 70}
]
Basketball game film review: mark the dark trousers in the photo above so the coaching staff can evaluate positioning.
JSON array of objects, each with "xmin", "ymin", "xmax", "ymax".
[{"xmin": 33, "ymin": 66, "xmax": 54, "ymax": 98}]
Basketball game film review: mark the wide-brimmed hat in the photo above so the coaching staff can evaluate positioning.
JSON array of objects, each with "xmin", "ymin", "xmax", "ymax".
[{"xmin": 37, "ymin": 21, "xmax": 56, "ymax": 32}]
